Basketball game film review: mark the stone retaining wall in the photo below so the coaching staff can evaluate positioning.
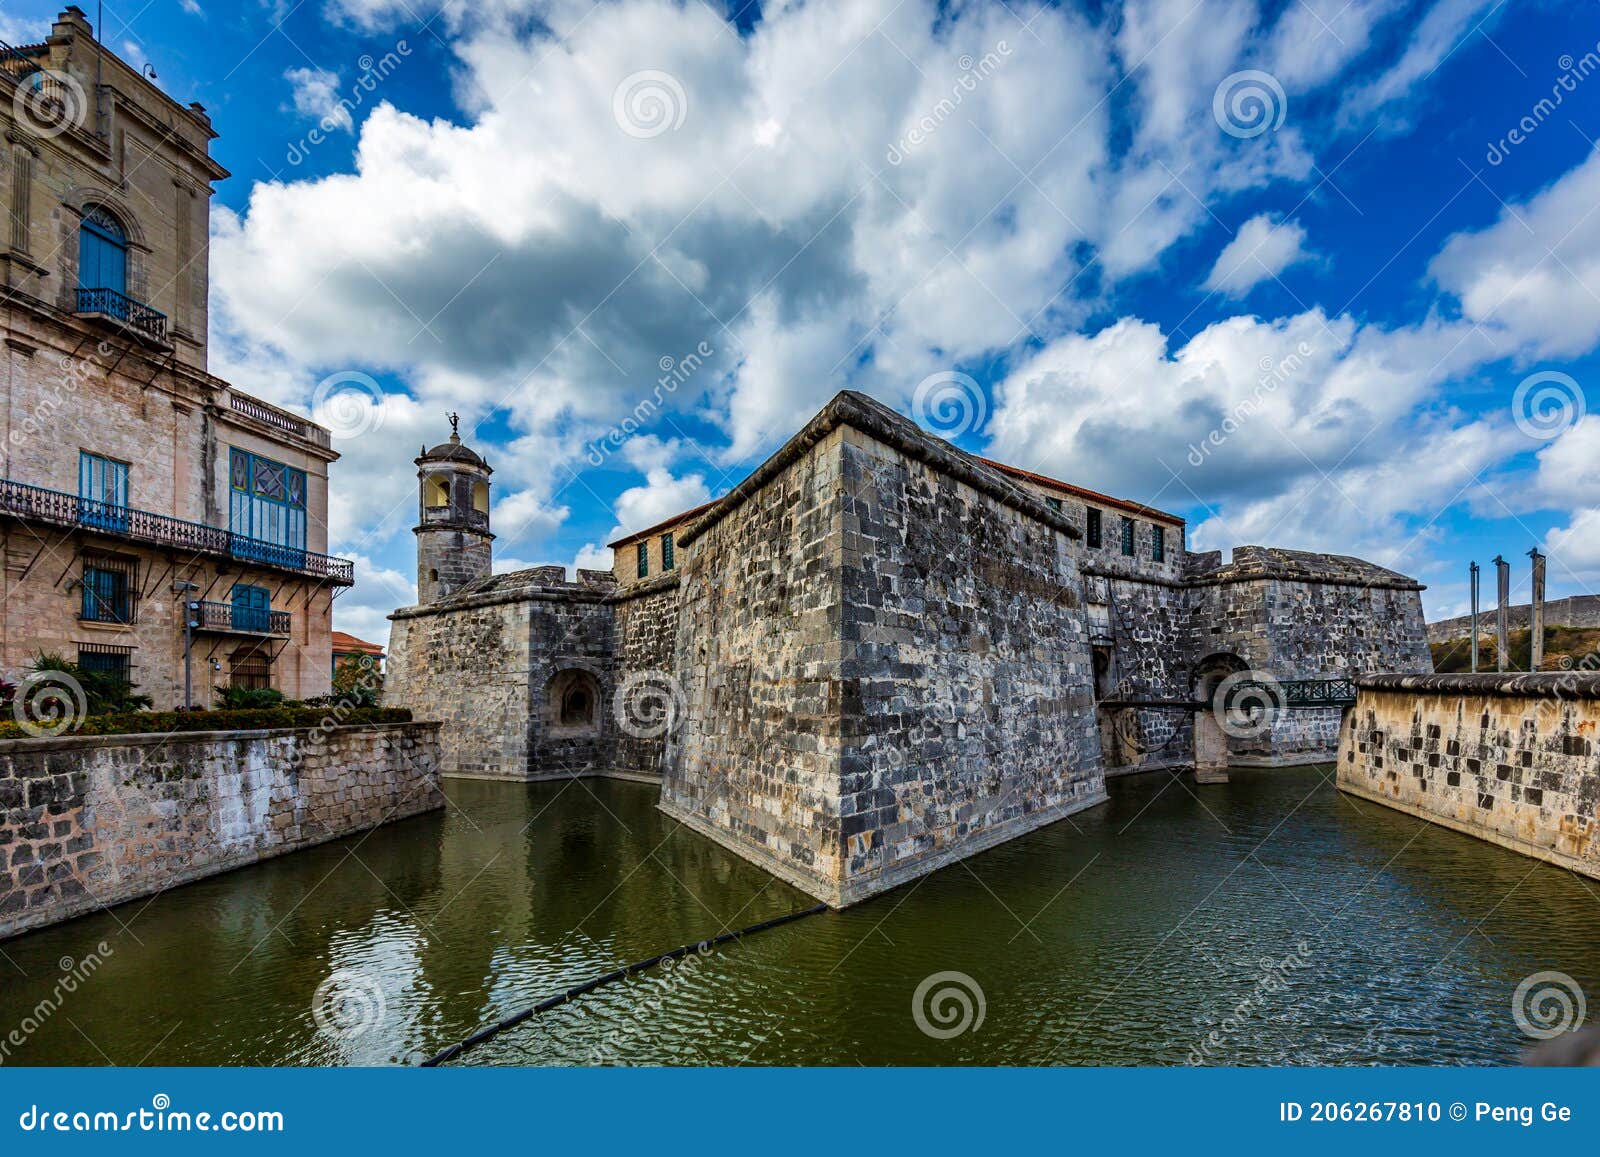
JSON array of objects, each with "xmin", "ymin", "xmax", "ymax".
[
  {"xmin": 0, "ymin": 721, "xmax": 443, "ymax": 939},
  {"xmin": 1337, "ymin": 673, "xmax": 1600, "ymax": 878},
  {"xmin": 1426, "ymin": 595, "xmax": 1600, "ymax": 644}
]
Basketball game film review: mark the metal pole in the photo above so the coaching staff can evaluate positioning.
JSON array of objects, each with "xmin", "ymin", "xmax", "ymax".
[
  {"xmin": 1494, "ymin": 555, "xmax": 1510, "ymax": 673},
  {"xmin": 1528, "ymin": 547, "xmax": 1546, "ymax": 671},
  {"xmin": 184, "ymin": 601, "xmax": 194, "ymax": 710},
  {"xmin": 176, "ymin": 580, "xmax": 198, "ymax": 710},
  {"xmin": 1469, "ymin": 561, "xmax": 1480, "ymax": 673}
]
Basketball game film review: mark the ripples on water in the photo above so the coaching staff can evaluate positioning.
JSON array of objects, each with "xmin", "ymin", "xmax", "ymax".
[{"xmin": 1, "ymin": 767, "xmax": 1595, "ymax": 1066}]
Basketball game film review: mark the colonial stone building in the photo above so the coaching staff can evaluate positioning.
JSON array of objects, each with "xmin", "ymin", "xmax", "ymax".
[
  {"xmin": 0, "ymin": 9, "xmax": 351, "ymax": 708},
  {"xmin": 386, "ymin": 389, "xmax": 1431, "ymax": 906}
]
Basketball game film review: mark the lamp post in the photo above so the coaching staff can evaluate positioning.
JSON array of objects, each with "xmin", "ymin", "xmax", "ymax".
[
  {"xmin": 1469, "ymin": 561, "xmax": 1480, "ymax": 673},
  {"xmin": 175, "ymin": 581, "xmax": 199, "ymax": 710}
]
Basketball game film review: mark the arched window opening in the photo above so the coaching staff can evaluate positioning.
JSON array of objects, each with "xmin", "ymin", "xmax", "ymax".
[
  {"xmin": 423, "ymin": 475, "xmax": 450, "ymax": 509},
  {"xmin": 78, "ymin": 206, "xmax": 128, "ymax": 296},
  {"xmin": 472, "ymin": 481, "xmax": 489, "ymax": 514}
]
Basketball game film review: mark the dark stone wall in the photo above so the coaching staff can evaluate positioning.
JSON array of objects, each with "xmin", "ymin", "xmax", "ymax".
[
  {"xmin": 833, "ymin": 428, "xmax": 1105, "ymax": 902},
  {"xmin": 609, "ymin": 577, "xmax": 682, "ymax": 777},
  {"xmin": 661, "ymin": 427, "xmax": 845, "ymax": 895}
]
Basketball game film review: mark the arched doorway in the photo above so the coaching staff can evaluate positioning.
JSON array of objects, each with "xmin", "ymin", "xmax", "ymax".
[{"xmin": 545, "ymin": 668, "xmax": 602, "ymax": 736}]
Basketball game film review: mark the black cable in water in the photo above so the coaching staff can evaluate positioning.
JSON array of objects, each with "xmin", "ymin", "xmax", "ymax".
[{"xmin": 420, "ymin": 902, "xmax": 830, "ymax": 1067}]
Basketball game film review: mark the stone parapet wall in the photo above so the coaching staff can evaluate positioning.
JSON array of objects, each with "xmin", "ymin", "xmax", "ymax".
[
  {"xmin": 0, "ymin": 722, "xmax": 443, "ymax": 939},
  {"xmin": 1337, "ymin": 673, "xmax": 1600, "ymax": 878}
]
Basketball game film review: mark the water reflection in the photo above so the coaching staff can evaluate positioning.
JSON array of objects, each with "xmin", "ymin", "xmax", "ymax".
[{"xmin": 0, "ymin": 768, "xmax": 1595, "ymax": 1066}]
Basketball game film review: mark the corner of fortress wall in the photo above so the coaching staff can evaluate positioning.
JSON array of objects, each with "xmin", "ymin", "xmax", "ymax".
[{"xmin": 661, "ymin": 418, "xmax": 1108, "ymax": 907}]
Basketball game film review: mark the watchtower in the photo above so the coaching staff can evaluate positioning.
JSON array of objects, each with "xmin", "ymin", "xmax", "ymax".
[{"xmin": 415, "ymin": 414, "xmax": 492, "ymax": 603}]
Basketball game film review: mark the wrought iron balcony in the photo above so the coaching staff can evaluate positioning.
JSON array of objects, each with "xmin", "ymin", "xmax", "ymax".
[
  {"xmin": 0, "ymin": 477, "xmax": 355, "ymax": 585},
  {"xmin": 75, "ymin": 287, "xmax": 168, "ymax": 344},
  {"xmin": 192, "ymin": 600, "xmax": 291, "ymax": 636}
]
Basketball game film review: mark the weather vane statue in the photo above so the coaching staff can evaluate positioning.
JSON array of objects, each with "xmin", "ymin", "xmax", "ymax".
[{"xmin": 448, "ymin": 411, "xmax": 460, "ymax": 438}]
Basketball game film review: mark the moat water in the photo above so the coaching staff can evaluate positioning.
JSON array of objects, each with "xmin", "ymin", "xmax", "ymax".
[{"xmin": 2, "ymin": 767, "xmax": 1596, "ymax": 1066}]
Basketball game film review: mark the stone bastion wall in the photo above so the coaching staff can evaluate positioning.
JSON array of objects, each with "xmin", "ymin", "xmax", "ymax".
[
  {"xmin": 661, "ymin": 391, "xmax": 1106, "ymax": 907},
  {"xmin": 0, "ymin": 721, "xmax": 443, "ymax": 939},
  {"xmin": 385, "ymin": 567, "xmax": 680, "ymax": 782},
  {"xmin": 1337, "ymin": 673, "xmax": 1600, "ymax": 879}
]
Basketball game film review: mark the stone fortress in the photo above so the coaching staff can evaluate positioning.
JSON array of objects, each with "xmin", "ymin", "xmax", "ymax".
[{"xmin": 385, "ymin": 390, "xmax": 1433, "ymax": 905}]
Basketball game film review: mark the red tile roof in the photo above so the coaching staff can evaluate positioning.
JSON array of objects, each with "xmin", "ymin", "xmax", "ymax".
[
  {"xmin": 976, "ymin": 458, "xmax": 1186, "ymax": 526},
  {"xmin": 331, "ymin": 631, "xmax": 386, "ymax": 657}
]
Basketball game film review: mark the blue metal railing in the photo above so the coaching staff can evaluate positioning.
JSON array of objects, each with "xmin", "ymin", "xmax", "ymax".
[
  {"xmin": 76, "ymin": 287, "xmax": 168, "ymax": 343},
  {"xmin": 0, "ymin": 477, "xmax": 354, "ymax": 585},
  {"xmin": 193, "ymin": 600, "xmax": 291, "ymax": 635}
]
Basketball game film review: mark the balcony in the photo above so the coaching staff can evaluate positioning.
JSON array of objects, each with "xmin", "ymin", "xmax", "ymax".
[
  {"xmin": 0, "ymin": 478, "xmax": 355, "ymax": 585},
  {"xmin": 421, "ymin": 505, "xmax": 489, "ymax": 531},
  {"xmin": 75, "ymin": 287, "xmax": 168, "ymax": 345},
  {"xmin": 192, "ymin": 600, "xmax": 291, "ymax": 636}
]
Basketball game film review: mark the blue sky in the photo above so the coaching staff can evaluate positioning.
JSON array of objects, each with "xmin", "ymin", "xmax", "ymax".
[{"xmin": 6, "ymin": 0, "xmax": 1596, "ymax": 641}]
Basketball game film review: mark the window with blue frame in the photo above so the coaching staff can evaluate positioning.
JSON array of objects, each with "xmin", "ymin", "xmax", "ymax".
[
  {"xmin": 662, "ymin": 532, "xmax": 675, "ymax": 571},
  {"xmin": 229, "ymin": 448, "xmax": 307, "ymax": 564},
  {"xmin": 79, "ymin": 451, "xmax": 129, "ymax": 532},
  {"xmin": 78, "ymin": 206, "xmax": 128, "ymax": 296},
  {"xmin": 1120, "ymin": 516, "xmax": 1135, "ymax": 556},
  {"xmin": 1152, "ymin": 525, "xmax": 1166, "ymax": 562},
  {"xmin": 636, "ymin": 541, "xmax": 648, "ymax": 579},
  {"xmin": 80, "ymin": 555, "xmax": 135, "ymax": 624}
]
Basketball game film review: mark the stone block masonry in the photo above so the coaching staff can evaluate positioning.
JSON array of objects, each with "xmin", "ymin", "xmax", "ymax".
[
  {"xmin": 0, "ymin": 722, "xmax": 443, "ymax": 939},
  {"xmin": 663, "ymin": 392, "xmax": 1107, "ymax": 907},
  {"xmin": 1337, "ymin": 673, "xmax": 1600, "ymax": 879}
]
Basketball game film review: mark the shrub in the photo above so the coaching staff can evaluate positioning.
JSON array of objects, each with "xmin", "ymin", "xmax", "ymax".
[
  {"xmin": 215, "ymin": 684, "xmax": 287, "ymax": 710},
  {"xmin": 0, "ymin": 705, "xmax": 412, "ymax": 742},
  {"xmin": 330, "ymin": 655, "xmax": 383, "ymax": 708},
  {"xmin": 24, "ymin": 652, "xmax": 153, "ymax": 716}
]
